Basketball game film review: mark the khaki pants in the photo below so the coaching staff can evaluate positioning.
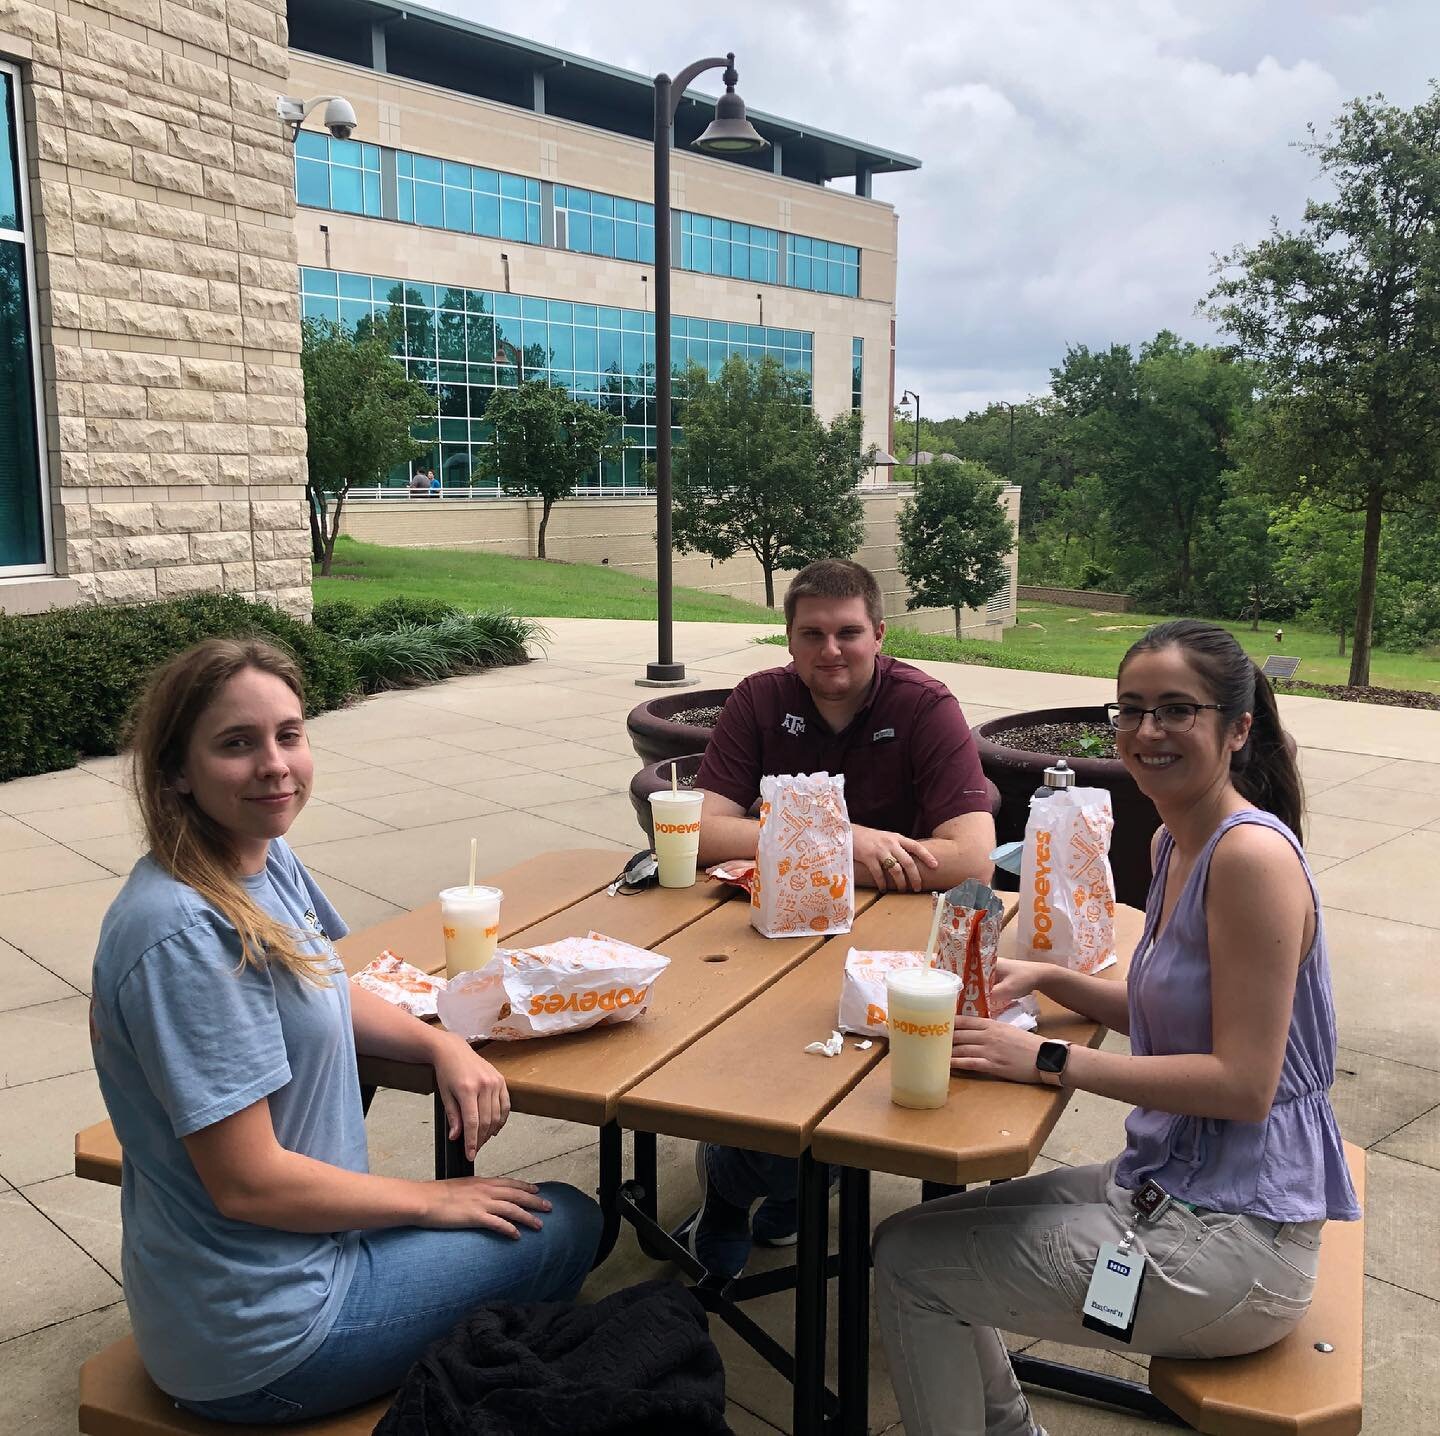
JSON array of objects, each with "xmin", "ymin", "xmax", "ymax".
[{"xmin": 872, "ymin": 1159, "xmax": 1322, "ymax": 1436}]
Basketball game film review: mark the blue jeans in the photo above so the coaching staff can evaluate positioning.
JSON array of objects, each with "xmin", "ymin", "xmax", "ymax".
[{"xmin": 176, "ymin": 1182, "xmax": 601, "ymax": 1425}]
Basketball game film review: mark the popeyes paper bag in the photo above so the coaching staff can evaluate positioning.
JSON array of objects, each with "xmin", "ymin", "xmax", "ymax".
[
  {"xmin": 351, "ymin": 951, "xmax": 446, "ymax": 1020},
  {"xmin": 1017, "ymin": 787, "xmax": 1117, "ymax": 973},
  {"xmin": 751, "ymin": 772, "xmax": 854, "ymax": 938},
  {"xmin": 436, "ymin": 931, "xmax": 669, "ymax": 1041},
  {"xmin": 839, "ymin": 949, "xmax": 927, "ymax": 1036},
  {"xmin": 934, "ymin": 879, "xmax": 1038, "ymax": 1028}
]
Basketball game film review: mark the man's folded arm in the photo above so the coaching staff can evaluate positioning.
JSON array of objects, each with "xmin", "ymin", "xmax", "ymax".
[{"xmin": 697, "ymin": 788, "xmax": 758, "ymax": 865}]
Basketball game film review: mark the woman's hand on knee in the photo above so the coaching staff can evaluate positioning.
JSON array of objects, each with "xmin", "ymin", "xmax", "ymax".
[
  {"xmin": 423, "ymin": 1176, "xmax": 552, "ymax": 1238},
  {"xmin": 431, "ymin": 1032, "xmax": 511, "ymax": 1160}
]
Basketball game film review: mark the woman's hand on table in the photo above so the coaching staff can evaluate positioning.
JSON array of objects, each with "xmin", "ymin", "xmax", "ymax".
[
  {"xmin": 990, "ymin": 957, "xmax": 1052, "ymax": 1010},
  {"xmin": 431, "ymin": 1030, "xmax": 511, "ymax": 1159},
  {"xmin": 950, "ymin": 1015, "xmax": 1046, "ymax": 1084},
  {"xmin": 424, "ymin": 1175, "xmax": 550, "ymax": 1238}
]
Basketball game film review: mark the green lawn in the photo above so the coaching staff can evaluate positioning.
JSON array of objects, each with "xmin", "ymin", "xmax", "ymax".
[
  {"xmin": 864, "ymin": 602, "xmax": 1440, "ymax": 695},
  {"xmin": 313, "ymin": 537, "xmax": 783, "ymax": 624}
]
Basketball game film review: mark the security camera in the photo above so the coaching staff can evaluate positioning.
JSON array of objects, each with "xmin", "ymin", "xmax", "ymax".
[
  {"xmin": 323, "ymin": 97, "xmax": 358, "ymax": 140},
  {"xmin": 275, "ymin": 94, "xmax": 359, "ymax": 142}
]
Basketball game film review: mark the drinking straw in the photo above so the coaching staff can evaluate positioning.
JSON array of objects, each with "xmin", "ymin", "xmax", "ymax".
[
  {"xmin": 670, "ymin": 761, "xmax": 679, "ymax": 794},
  {"xmin": 923, "ymin": 890, "xmax": 945, "ymax": 964},
  {"xmin": 467, "ymin": 837, "xmax": 477, "ymax": 894}
]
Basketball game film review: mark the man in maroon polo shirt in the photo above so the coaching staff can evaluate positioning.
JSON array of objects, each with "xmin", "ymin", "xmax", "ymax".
[
  {"xmin": 676, "ymin": 559, "xmax": 996, "ymax": 1279},
  {"xmin": 696, "ymin": 558, "xmax": 995, "ymax": 891}
]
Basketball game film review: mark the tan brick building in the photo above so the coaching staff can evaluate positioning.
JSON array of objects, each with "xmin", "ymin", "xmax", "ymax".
[{"xmin": 0, "ymin": 0, "xmax": 310, "ymax": 617}]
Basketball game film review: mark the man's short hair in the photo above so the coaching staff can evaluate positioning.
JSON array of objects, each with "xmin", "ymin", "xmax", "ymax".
[{"xmin": 783, "ymin": 559, "xmax": 883, "ymax": 631}]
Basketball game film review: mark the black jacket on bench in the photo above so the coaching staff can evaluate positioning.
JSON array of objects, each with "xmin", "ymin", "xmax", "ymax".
[{"xmin": 375, "ymin": 1279, "xmax": 732, "ymax": 1436}]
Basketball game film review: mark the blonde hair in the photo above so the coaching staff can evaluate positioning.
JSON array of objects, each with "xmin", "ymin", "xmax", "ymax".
[{"xmin": 127, "ymin": 638, "xmax": 328, "ymax": 985}]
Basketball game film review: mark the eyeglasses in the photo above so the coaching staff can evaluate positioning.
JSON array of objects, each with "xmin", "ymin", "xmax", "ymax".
[{"xmin": 1105, "ymin": 702, "xmax": 1223, "ymax": 733}]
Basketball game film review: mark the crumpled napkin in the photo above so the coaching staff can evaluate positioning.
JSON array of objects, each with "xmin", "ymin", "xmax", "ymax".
[{"xmin": 804, "ymin": 1029, "xmax": 844, "ymax": 1057}]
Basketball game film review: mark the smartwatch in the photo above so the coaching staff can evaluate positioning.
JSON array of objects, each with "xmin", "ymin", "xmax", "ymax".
[{"xmin": 1035, "ymin": 1039, "xmax": 1072, "ymax": 1087}]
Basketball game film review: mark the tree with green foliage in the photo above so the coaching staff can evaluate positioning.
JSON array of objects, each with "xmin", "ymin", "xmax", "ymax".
[
  {"xmin": 1050, "ymin": 331, "xmax": 1255, "ymax": 608},
  {"xmin": 1194, "ymin": 491, "xmax": 1289, "ymax": 628},
  {"xmin": 1270, "ymin": 501, "xmax": 1366, "ymax": 656},
  {"xmin": 478, "ymin": 380, "xmax": 624, "ymax": 559},
  {"xmin": 671, "ymin": 355, "xmax": 870, "ymax": 607},
  {"xmin": 1207, "ymin": 84, "xmax": 1440, "ymax": 685},
  {"xmin": 896, "ymin": 459, "xmax": 1014, "ymax": 639},
  {"xmin": 301, "ymin": 315, "xmax": 432, "ymax": 575}
]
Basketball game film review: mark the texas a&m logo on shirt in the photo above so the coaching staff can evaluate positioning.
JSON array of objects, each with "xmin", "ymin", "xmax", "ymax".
[{"xmin": 781, "ymin": 713, "xmax": 806, "ymax": 736}]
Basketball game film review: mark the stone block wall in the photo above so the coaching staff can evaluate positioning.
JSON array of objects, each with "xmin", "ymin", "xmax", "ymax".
[
  {"xmin": 1017, "ymin": 585, "xmax": 1132, "ymax": 613},
  {"xmin": 1, "ymin": 0, "xmax": 311, "ymax": 615}
]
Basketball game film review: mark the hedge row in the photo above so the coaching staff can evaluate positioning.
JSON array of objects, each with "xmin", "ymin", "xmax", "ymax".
[{"xmin": 0, "ymin": 594, "xmax": 540, "ymax": 783}]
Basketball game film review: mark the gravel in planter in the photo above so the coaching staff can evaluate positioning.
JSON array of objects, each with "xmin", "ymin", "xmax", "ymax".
[
  {"xmin": 990, "ymin": 722, "xmax": 1118, "ymax": 762},
  {"xmin": 667, "ymin": 705, "xmax": 724, "ymax": 728}
]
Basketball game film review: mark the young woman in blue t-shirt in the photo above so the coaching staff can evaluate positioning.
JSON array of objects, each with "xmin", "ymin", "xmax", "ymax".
[
  {"xmin": 90, "ymin": 638, "xmax": 601, "ymax": 1424},
  {"xmin": 872, "ymin": 620, "xmax": 1359, "ymax": 1436}
]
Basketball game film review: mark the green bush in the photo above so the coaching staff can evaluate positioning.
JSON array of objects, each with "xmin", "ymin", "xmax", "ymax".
[
  {"xmin": 0, "ymin": 594, "xmax": 360, "ymax": 783},
  {"xmin": 313, "ymin": 596, "xmax": 462, "ymax": 638},
  {"xmin": 344, "ymin": 612, "xmax": 542, "ymax": 691}
]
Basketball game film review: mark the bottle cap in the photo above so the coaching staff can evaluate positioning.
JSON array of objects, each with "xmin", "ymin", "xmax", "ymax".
[{"xmin": 1043, "ymin": 758, "xmax": 1075, "ymax": 789}]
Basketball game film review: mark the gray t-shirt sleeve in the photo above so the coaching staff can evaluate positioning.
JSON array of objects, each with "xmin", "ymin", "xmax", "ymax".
[{"xmin": 116, "ymin": 917, "xmax": 293, "ymax": 1140}]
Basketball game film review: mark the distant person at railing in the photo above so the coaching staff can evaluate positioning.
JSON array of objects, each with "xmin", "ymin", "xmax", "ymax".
[
  {"xmin": 429, "ymin": 471, "xmax": 441, "ymax": 497},
  {"xmin": 408, "ymin": 469, "xmax": 427, "ymax": 499}
]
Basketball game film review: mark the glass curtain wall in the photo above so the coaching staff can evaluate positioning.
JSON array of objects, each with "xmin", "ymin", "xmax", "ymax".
[
  {"xmin": 0, "ymin": 64, "xmax": 46, "ymax": 574},
  {"xmin": 296, "ymin": 134, "xmax": 859, "ymax": 297},
  {"xmin": 300, "ymin": 267, "xmax": 813, "ymax": 489}
]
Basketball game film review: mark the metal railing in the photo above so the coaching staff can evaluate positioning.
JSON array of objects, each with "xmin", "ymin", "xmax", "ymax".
[{"xmin": 346, "ymin": 484, "xmax": 659, "ymax": 501}]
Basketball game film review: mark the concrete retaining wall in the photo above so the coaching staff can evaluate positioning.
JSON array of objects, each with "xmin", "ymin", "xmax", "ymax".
[
  {"xmin": 1019, "ymin": 584, "xmax": 1132, "ymax": 613},
  {"xmin": 341, "ymin": 485, "xmax": 1022, "ymax": 639}
]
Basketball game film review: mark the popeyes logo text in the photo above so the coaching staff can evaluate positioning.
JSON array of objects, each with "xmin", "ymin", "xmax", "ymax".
[
  {"xmin": 527, "ymin": 984, "xmax": 651, "ymax": 1016},
  {"xmin": 1029, "ymin": 829, "xmax": 1053, "ymax": 951},
  {"xmin": 655, "ymin": 819, "xmax": 701, "ymax": 835},
  {"xmin": 863, "ymin": 1004, "xmax": 949, "ymax": 1038},
  {"xmin": 443, "ymin": 923, "xmax": 498, "ymax": 940}
]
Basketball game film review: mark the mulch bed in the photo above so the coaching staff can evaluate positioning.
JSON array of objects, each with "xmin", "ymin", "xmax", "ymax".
[{"xmin": 1276, "ymin": 679, "xmax": 1440, "ymax": 711}]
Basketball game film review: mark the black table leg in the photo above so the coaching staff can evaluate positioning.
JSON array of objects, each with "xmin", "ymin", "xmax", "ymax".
[
  {"xmin": 433, "ymin": 1091, "xmax": 474, "ymax": 1179},
  {"xmin": 360, "ymin": 1083, "xmax": 377, "ymax": 1117},
  {"xmin": 921, "ymin": 1179, "xmax": 965, "ymax": 1203},
  {"xmin": 792, "ymin": 1150, "xmax": 829, "ymax": 1436},
  {"xmin": 592, "ymin": 1120, "xmax": 623, "ymax": 1267},
  {"xmin": 837, "ymin": 1166, "xmax": 871, "ymax": 1436}
]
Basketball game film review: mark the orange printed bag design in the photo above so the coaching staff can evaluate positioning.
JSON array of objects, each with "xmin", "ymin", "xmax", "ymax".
[
  {"xmin": 1017, "ymin": 787, "xmax": 1117, "ymax": 973},
  {"xmin": 933, "ymin": 879, "xmax": 1038, "ymax": 1027},
  {"xmin": 751, "ymin": 772, "xmax": 854, "ymax": 938}
]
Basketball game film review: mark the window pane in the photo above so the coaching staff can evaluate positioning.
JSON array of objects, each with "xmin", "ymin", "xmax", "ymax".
[
  {"xmin": 362, "ymin": 172, "xmax": 381, "ymax": 215},
  {"xmin": 330, "ymin": 165, "xmax": 362, "ymax": 213},
  {"xmin": 301, "ymin": 267, "xmax": 338, "ymax": 294},
  {"xmin": 473, "ymin": 193, "xmax": 500, "ymax": 236},
  {"xmin": 413, "ymin": 154, "xmax": 442, "ymax": 183},
  {"xmin": 302, "ymin": 292, "xmax": 339, "ymax": 322},
  {"xmin": 294, "ymin": 128, "xmax": 329, "ymax": 162},
  {"xmin": 615, "ymin": 222, "xmax": 637, "ymax": 261},
  {"xmin": 295, "ymin": 158, "xmax": 329, "ymax": 208},
  {"xmin": 415, "ymin": 182, "xmax": 443, "ymax": 227},
  {"xmin": 500, "ymin": 172, "xmax": 526, "ymax": 199},
  {"xmin": 0, "ymin": 240, "xmax": 40, "ymax": 565},
  {"xmin": 500, "ymin": 199, "xmax": 526, "ymax": 241},
  {"xmin": 443, "ymin": 186, "xmax": 471, "ymax": 231}
]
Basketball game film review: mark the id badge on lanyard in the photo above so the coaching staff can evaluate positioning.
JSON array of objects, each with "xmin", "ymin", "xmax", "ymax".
[{"xmin": 1081, "ymin": 1235, "xmax": 1145, "ymax": 1343}]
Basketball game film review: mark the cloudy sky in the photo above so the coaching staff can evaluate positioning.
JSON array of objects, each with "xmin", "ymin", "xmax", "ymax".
[{"xmin": 457, "ymin": 1, "xmax": 1439, "ymax": 419}]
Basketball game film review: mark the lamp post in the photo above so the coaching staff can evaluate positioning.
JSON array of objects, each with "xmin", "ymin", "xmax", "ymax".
[
  {"xmin": 999, "ymin": 400, "xmax": 1017, "ymax": 479},
  {"xmin": 641, "ymin": 53, "xmax": 767, "ymax": 687},
  {"xmin": 900, "ymin": 389, "xmax": 920, "ymax": 468}
]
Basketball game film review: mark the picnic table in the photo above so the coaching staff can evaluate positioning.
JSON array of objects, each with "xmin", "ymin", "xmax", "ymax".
[{"xmin": 79, "ymin": 848, "xmax": 1144, "ymax": 1435}]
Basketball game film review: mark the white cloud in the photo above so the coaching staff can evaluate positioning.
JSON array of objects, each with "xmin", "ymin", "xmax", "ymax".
[{"xmin": 439, "ymin": 0, "xmax": 1440, "ymax": 417}]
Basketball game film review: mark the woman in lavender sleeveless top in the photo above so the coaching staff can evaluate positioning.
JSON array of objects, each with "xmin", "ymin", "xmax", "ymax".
[{"xmin": 872, "ymin": 620, "xmax": 1360, "ymax": 1436}]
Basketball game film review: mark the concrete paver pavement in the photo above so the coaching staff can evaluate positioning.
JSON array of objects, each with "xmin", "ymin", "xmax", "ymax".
[{"xmin": 2, "ymin": 616, "xmax": 1436, "ymax": 1434}]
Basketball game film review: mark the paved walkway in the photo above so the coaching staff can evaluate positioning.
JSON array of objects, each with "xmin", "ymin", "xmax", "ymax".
[{"xmin": 4, "ymin": 618, "xmax": 1437, "ymax": 1433}]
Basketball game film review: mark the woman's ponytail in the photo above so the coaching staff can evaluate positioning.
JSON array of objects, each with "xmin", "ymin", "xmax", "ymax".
[{"xmin": 1232, "ymin": 665, "xmax": 1304, "ymax": 840}]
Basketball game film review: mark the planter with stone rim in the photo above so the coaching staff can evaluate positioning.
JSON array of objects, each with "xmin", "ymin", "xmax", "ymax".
[
  {"xmin": 626, "ymin": 688, "xmax": 734, "ymax": 767},
  {"xmin": 975, "ymin": 706, "xmax": 1160, "ymax": 909}
]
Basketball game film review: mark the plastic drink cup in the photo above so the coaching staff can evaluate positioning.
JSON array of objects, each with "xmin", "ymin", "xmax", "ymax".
[
  {"xmin": 649, "ymin": 790, "xmax": 704, "ymax": 888},
  {"xmin": 440, "ymin": 885, "xmax": 502, "ymax": 978},
  {"xmin": 886, "ymin": 967, "xmax": 962, "ymax": 1109}
]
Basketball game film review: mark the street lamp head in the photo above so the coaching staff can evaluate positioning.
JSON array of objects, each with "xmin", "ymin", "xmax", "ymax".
[{"xmin": 694, "ymin": 56, "xmax": 768, "ymax": 154}]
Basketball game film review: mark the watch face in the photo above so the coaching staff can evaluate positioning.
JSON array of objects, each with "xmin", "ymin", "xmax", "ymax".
[{"xmin": 1036, "ymin": 1041, "xmax": 1068, "ymax": 1074}]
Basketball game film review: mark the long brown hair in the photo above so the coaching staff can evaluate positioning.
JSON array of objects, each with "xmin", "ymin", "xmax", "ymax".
[
  {"xmin": 1120, "ymin": 619, "xmax": 1305, "ymax": 839},
  {"xmin": 127, "ymin": 638, "xmax": 328, "ymax": 984}
]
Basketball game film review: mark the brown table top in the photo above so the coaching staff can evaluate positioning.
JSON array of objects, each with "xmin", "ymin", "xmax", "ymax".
[
  {"xmin": 617, "ymin": 890, "xmax": 943, "ymax": 1156},
  {"xmin": 344, "ymin": 851, "xmax": 890, "ymax": 1127},
  {"xmin": 809, "ymin": 903, "xmax": 1144, "ymax": 1184}
]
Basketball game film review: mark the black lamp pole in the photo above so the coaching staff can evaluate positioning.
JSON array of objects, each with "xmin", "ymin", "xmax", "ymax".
[
  {"xmin": 642, "ymin": 54, "xmax": 767, "ymax": 686},
  {"xmin": 901, "ymin": 388, "xmax": 920, "ymax": 468}
]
